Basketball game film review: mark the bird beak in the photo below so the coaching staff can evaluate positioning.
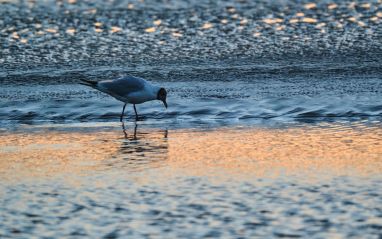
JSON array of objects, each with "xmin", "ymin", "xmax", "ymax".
[{"xmin": 163, "ymin": 100, "xmax": 168, "ymax": 109}]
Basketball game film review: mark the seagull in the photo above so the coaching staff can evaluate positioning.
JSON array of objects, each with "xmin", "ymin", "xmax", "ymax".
[{"xmin": 80, "ymin": 76, "xmax": 167, "ymax": 121}]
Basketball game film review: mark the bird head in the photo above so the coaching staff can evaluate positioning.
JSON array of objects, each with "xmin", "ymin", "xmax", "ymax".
[{"xmin": 157, "ymin": 88, "xmax": 167, "ymax": 108}]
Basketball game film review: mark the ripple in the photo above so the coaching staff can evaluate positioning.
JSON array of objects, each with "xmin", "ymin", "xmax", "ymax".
[
  {"xmin": 0, "ymin": 74, "xmax": 381, "ymax": 128},
  {"xmin": 1, "ymin": 1, "xmax": 382, "ymax": 237}
]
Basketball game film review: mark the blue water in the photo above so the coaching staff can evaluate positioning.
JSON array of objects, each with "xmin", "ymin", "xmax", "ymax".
[
  {"xmin": 1, "ymin": 0, "xmax": 382, "ymax": 237},
  {"xmin": 1, "ymin": 64, "xmax": 381, "ymax": 130}
]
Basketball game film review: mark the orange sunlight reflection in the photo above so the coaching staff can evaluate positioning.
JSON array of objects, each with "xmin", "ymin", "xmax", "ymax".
[
  {"xmin": 0, "ymin": 123, "xmax": 381, "ymax": 182},
  {"xmin": 167, "ymin": 125, "xmax": 382, "ymax": 179}
]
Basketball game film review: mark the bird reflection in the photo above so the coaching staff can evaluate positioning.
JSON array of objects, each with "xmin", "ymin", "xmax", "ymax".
[
  {"xmin": 122, "ymin": 121, "xmax": 138, "ymax": 140},
  {"xmin": 121, "ymin": 122, "xmax": 168, "ymax": 140},
  {"xmin": 117, "ymin": 122, "xmax": 169, "ymax": 171}
]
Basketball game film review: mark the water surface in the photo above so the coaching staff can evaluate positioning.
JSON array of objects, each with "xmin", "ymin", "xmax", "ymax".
[
  {"xmin": 1, "ymin": 122, "xmax": 382, "ymax": 238},
  {"xmin": 1, "ymin": 0, "xmax": 382, "ymax": 237}
]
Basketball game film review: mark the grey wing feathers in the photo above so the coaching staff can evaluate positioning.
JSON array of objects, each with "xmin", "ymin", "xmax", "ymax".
[{"xmin": 98, "ymin": 76, "xmax": 146, "ymax": 97}]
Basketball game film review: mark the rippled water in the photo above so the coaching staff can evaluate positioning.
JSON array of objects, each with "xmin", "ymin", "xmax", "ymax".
[
  {"xmin": 1, "ymin": 61, "xmax": 382, "ymax": 238},
  {"xmin": 1, "ymin": 65, "xmax": 382, "ymax": 129},
  {"xmin": 1, "ymin": 0, "xmax": 382, "ymax": 237},
  {"xmin": 1, "ymin": 123, "xmax": 382, "ymax": 238},
  {"xmin": 1, "ymin": 62, "xmax": 382, "ymax": 238}
]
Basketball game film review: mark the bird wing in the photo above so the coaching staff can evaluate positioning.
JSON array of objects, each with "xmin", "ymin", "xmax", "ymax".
[{"xmin": 97, "ymin": 76, "xmax": 146, "ymax": 97}]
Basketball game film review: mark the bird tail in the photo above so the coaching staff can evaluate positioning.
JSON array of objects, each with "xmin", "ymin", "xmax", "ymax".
[{"xmin": 79, "ymin": 79, "xmax": 98, "ymax": 88}]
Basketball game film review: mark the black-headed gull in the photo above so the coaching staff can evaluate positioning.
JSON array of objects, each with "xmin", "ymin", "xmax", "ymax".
[{"xmin": 80, "ymin": 76, "xmax": 167, "ymax": 121}]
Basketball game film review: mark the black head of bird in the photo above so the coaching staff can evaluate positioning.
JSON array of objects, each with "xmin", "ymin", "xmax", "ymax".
[{"xmin": 157, "ymin": 88, "xmax": 167, "ymax": 108}]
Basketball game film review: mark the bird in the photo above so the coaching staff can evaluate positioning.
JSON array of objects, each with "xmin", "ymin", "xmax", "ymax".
[{"xmin": 80, "ymin": 75, "xmax": 167, "ymax": 121}]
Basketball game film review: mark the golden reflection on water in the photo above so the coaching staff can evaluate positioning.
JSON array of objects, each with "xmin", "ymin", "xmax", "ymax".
[
  {"xmin": 0, "ymin": 123, "xmax": 381, "ymax": 182},
  {"xmin": 168, "ymin": 125, "xmax": 382, "ymax": 179}
]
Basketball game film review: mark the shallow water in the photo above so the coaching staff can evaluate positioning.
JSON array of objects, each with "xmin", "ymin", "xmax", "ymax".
[
  {"xmin": 1, "ymin": 0, "xmax": 382, "ymax": 237},
  {"xmin": 1, "ymin": 123, "xmax": 382, "ymax": 238},
  {"xmin": 1, "ymin": 61, "xmax": 382, "ymax": 239},
  {"xmin": 1, "ymin": 65, "xmax": 382, "ymax": 129}
]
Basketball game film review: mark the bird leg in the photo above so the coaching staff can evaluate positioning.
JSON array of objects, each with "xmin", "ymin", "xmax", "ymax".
[
  {"xmin": 120, "ymin": 103, "xmax": 127, "ymax": 122},
  {"xmin": 133, "ymin": 104, "xmax": 139, "ymax": 121}
]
